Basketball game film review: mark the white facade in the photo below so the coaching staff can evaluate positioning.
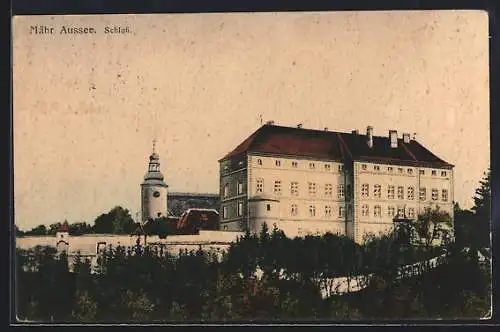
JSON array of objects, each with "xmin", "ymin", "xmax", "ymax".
[
  {"xmin": 141, "ymin": 148, "xmax": 168, "ymax": 222},
  {"xmin": 246, "ymin": 155, "xmax": 352, "ymax": 237},
  {"xmin": 219, "ymin": 125, "xmax": 454, "ymax": 243},
  {"xmin": 353, "ymin": 161, "xmax": 454, "ymax": 243}
]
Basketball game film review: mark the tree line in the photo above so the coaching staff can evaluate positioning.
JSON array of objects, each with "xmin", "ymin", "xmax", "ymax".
[
  {"xmin": 15, "ymin": 216, "xmax": 491, "ymax": 322},
  {"xmin": 16, "ymin": 206, "xmax": 140, "ymax": 237},
  {"xmin": 14, "ymin": 170, "xmax": 491, "ymax": 322}
]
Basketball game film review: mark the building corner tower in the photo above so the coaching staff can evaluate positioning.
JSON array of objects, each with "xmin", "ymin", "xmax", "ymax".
[{"xmin": 141, "ymin": 140, "xmax": 168, "ymax": 222}]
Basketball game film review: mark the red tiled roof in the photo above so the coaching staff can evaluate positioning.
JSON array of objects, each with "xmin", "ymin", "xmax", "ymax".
[
  {"xmin": 177, "ymin": 209, "xmax": 219, "ymax": 233},
  {"xmin": 219, "ymin": 124, "xmax": 453, "ymax": 168}
]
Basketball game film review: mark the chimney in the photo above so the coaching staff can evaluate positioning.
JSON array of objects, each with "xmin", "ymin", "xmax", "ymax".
[
  {"xmin": 389, "ymin": 130, "xmax": 398, "ymax": 148},
  {"xmin": 403, "ymin": 133, "xmax": 410, "ymax": 143},
  {"xmin": 366, "ymin": 126, "xmax": 373, "ymax": 148},
  {"xmin": 297, "ymin": 123, "xmax": 303, "ymax": 129},
  {"xmin": 352, "ymin": 129, "xmax": 359, "ymax": 135}
]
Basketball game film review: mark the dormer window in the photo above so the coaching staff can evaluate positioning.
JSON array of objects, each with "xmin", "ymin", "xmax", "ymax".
[
  {"xmin": 309, "ymin": 162, "xmax": 315, "ymax": 169},
  {"xmin": 374, "ymin": 165, "xmax": 380, "ymax": 171},
  {"xmin": 441, "ymin": 171, "xmax": 447, "ymax": 177},
  {"xmin": 361, "ymin": 164, "xmax": 367, "ymax": 170},
  {"xmin": 257, "ymin": 159, "xmax": 262, "ymax": 166},
  {"xmin": 432, "ymin": 170, "xmax": 437, "ymax": 176},
  {"xmin": 324, "ymin": 164, "xmax": 331, "ymax": 171},
  {"xmin": 292, "ymin": 161, "xmax": 298, "ymax": 168},
  {"xmin": 275, "ymin": 160, "xmax": 281, "ymax": 167}
]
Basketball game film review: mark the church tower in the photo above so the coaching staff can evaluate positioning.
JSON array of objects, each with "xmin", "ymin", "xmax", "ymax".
[{"xmin": 141, "ymin": 140, "xmax": 168, "ymax": 222}]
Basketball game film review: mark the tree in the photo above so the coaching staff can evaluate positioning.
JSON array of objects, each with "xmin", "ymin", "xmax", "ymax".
[
  {"xmin": 414, "ymin": 207, "xmax": 452, "ymax": 248},
  {"xmin": 72, "ymin": 290, "xmax": 98, "ymax": 322},
  {"xmin": 47, "ymin": 222, "xmax": 62, "ymax": 235},
  {"xmin": 453, "ymin": 202, "xmax": 475, "ymax": 248},
  {"xmin": 69, "ymin": 222, "xmax": 93, "ymax": 236},
  {"xmin": 92, "ymin": 206, "xmax": 136, "ymax": 234},
  {"xmin": 471, "ymin": 170, "xmax": 491, "ymax": 248},
  {"xmin": 26, "ymin": 224, "xmax": 47, "ymax": 236}
]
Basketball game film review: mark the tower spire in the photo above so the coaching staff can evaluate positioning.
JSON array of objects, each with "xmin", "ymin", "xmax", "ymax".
[{"xmin": 152, "ymin": 138, "xmax": 157, "ymax": 154}]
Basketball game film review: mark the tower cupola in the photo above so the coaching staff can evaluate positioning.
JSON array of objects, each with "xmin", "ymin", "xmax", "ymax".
[{"xmin": 141, "ymin": 139, "xmax": 168, "ymax": 222}]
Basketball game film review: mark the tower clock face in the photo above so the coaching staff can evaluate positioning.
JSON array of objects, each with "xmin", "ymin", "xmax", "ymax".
[{"xmin": 153, "ymin": 191, "xmax": 160, "ymax": 198}]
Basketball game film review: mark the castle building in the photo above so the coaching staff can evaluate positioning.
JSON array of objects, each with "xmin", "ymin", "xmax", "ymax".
[
  {"xmin": 141, "ymin": 141, "xmax": 168, "ymax": 222},
  {"xmin": 218, "ymin": 123, "xmax": 454, "ymax": 243}
]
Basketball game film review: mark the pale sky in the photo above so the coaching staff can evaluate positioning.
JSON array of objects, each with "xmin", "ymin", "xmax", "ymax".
[{"xmin": 13, "ymin": 11, "xmax": 489, "ymax": 230}]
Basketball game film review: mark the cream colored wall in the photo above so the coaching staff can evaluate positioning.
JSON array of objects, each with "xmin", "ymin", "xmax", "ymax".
[
  {"xmin": 16, "ymin": 231, "xmax": 245, "ymax": 257},
  {"xmin": 353, "ymin": 161, "xmax": 454, "ymax": 243},
  {"xmin": 141, "ymin": 185, "xmax": 168, "ymax": 220},
  {"xmin": 247, "ymin": 154, "xmax": 350, "ymax": 237}
]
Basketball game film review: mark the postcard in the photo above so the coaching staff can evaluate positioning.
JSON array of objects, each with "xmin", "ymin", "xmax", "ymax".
[{"xmin": 12, "ymin": 11, "xmax": 491, "ymax": 323}]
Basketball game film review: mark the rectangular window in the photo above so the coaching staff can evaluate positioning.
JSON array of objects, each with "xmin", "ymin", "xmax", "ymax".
[
  {"xmin": 324, "ymin": 183, "xmax": 333, "ymax": 197},
  {"xmin": 374, "ymin": 165, "xmax": 380, "ymax": 171},
  {"xmin": 347, "ymin": 206, "xmax": 352, "ymax": 218},
  {"xmin": 374, "ymin": 205, "xmax": 382, "ymax": 217},
  {"xmin": 338, "ymin": 206, "xmax": 345, "ymax": 218},
  {"xmin": 256, "ymin": 178, "xmax": 264, "ymax": 193},
  {"xmin": 361, "ymin": 164, "xmax": 367, "ymax": 170},
  {"xmin": 441, "ymin": 171, "xmax": 447, "ymax": 177},
  {"xmin": 338, "ymin": 165, "xmax": 343, "ymax": 172},
  {"xmin": 223, "ymin": 206, "xmax": 228, "ymax": 219},
  {"xmin": 324, "ymin": 164, "xmax": 331, "ymax": 171},
  {"xmin": 398, "ymin": 168, "xmax": 403, "ymax": 174},
  {"xmin": 266, "ymin": 204, "xmax": 271, "ymax": 211},
  {"xmin": 407, "ymin": 168, "xmax": 413, "ymax": 175},
  {"xmin": 388, "ymin": 206, "xmax": 395, "ymax": 217},
  {"xmin": 309, "ymin": 205, "xmax": 316, "ymax": 217},
  {"xmin": 223, "ymin": 184, "xmax": 229, "ymax": 198},
  {"xmin": 361, "ymin": 204, "xmax": 369, "ymax": 217},
  {"xmin": 291, "ymin": 181, "xmax": 299, "ymax": 196},
  {"xmin": 257, "ymin": 159, "xmax": 262, "ymax": 166},
  {"xmin": 274, "ymin": 180, "xmax": 282, "ymax": 195},
  {"xmin": 275, "ymin": 160, "xmax": 281, "ymax": 167},
  {"xmin": 419, "ymin": 187, "xmax": 426, "ymax": 201},
  {"xmin": 237, "ymin": 182, "xmax": 243, "ymax": 195},
  {"xmin": 397, "ymin": 186, "xmax": 404, "ymax": 200},
  {"xmin": 325, "ymin": 205, "xmax": 332, "ymax": 217},
  {"xmin": 346, "ymin": 184, "xmax": 352, "ymax": 198},
  {"xmin": 397, "ymin": 206, "xmax": 405, "ymax": 217},
  {"xmin": 388, "ymin": 167, "xmax": 393, "ymax": 172},
  {"xmin": 442, "ymin": 189, "xmax": 448, "ymax": 202},
  {"xmin": 361, "ymin": 184, "xmax": 369, "ymax": 198},
  {"xmin": 374, "ymin": 184, "xmax": 381, "ymax": 198},
  {"xmin": 291, "ymin": 204, "xmax": 298, "ymax": 216},
  {"xmin": 419, "ymin": 169, "xmax": 425, "ymax": 175},
  {"xmin": 238, "ymin": 202, "xmax": 243, "ymax": 216},
  {"xmin": 432, "ymin": 188, "xmax": 438, "ymax": 201},
  {"xmin": 309, "ymin": 162, "xmax": 316, "ymax": 169},
  {"xmin": 337, "ymin": 184, "xmax": 345, "ymax": 199},
  {"xmin": 388, "ymin": 185, "xmax": 395, "ymax": 199},
  {"xmin": 408, "ymin": 208, "xmax": 415, "ymax": 218},
  {"xmin": 407, "ymin": 187, "xmax": 415, "ymax": 200},
  {"xmin": 292, "ymin": 161, "xmax": 298, "ymax": 168},
  {"xmin": 308, "ymin": 182, "xmax": 317, "ymax": 196},
  {"xmin": 432, "ymin": 170, "xmax": 437, "ymax": 176}
]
